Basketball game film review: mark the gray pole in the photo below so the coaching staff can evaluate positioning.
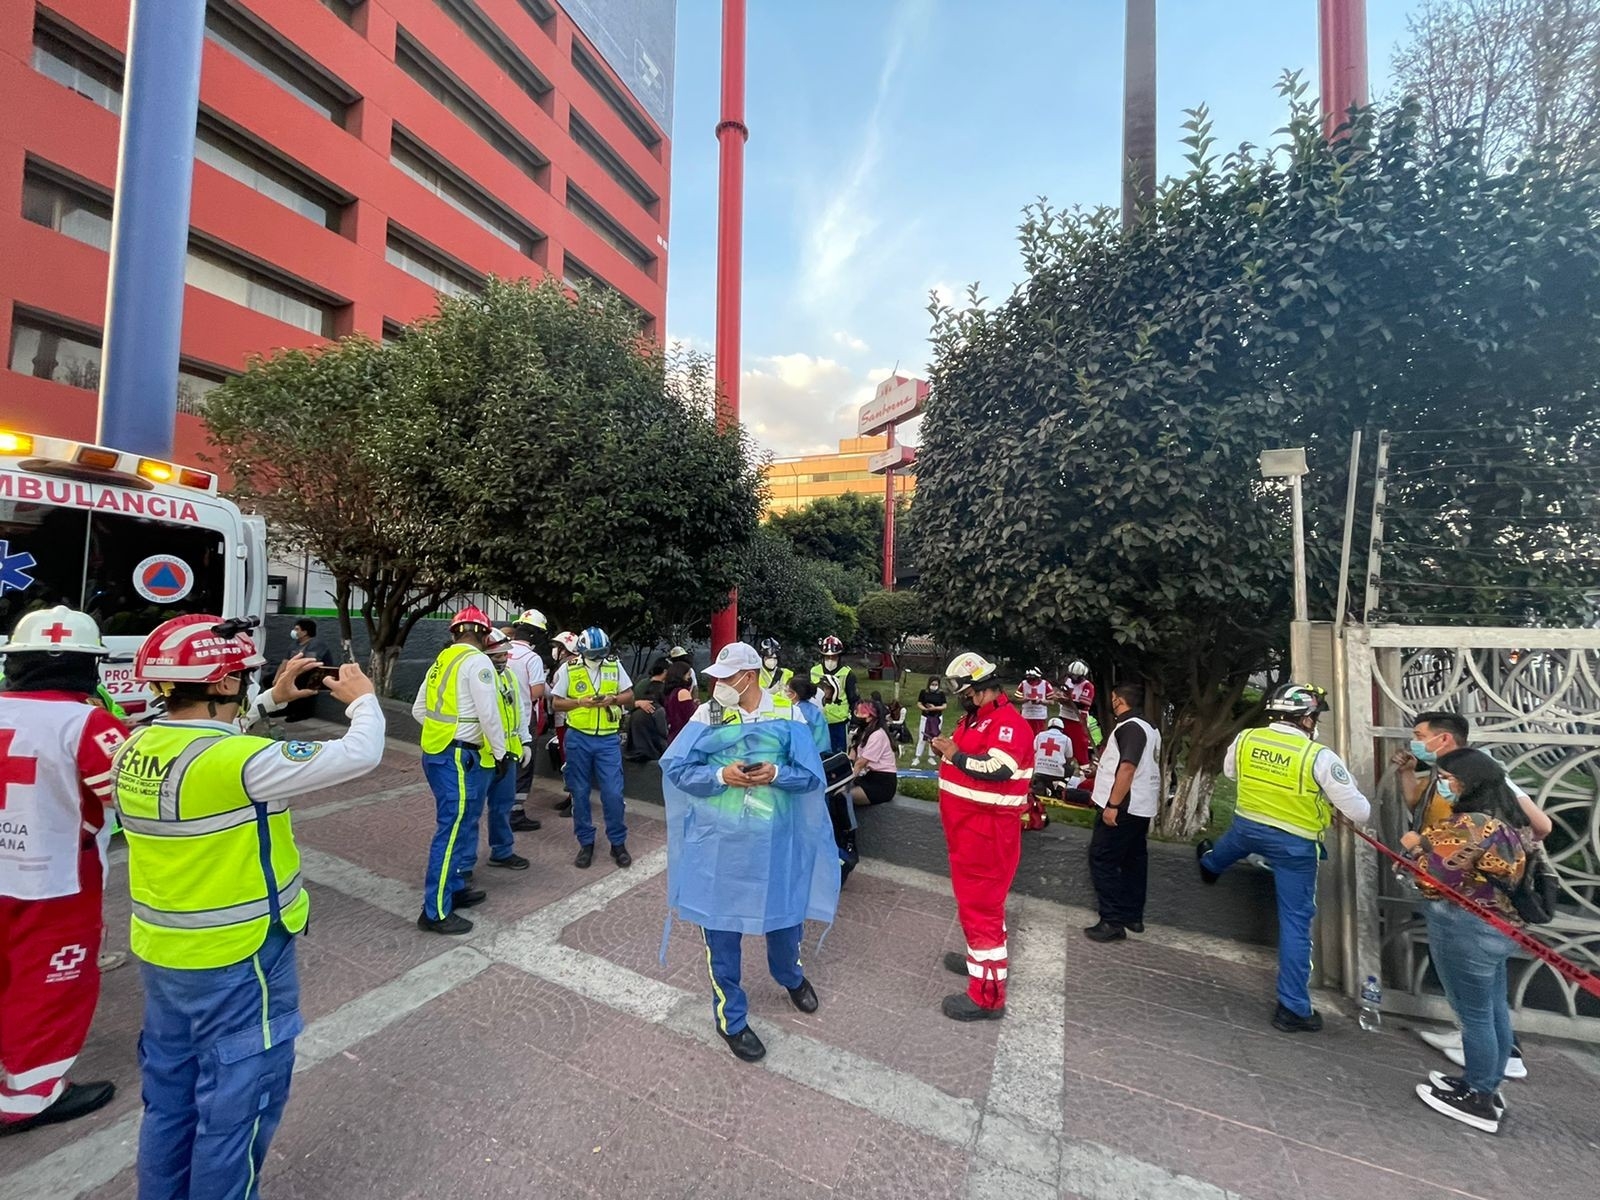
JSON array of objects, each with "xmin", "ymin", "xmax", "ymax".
[
  {"xmin": 1121, "ymin": 0, "xmax": 1157, "ymax": 230},
  {"xmin": 95, "ymin": 0, "xmax": 207, "ymax": 457}
]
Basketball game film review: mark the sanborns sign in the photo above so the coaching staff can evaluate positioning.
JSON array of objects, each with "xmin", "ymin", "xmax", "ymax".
[
  {"xmin": 858, "ymin": 375, "xmax": 929, "ymax": 436},
  {"xmin": 0, "ymin": 471, "xmax": 203, "ymax": 524}
]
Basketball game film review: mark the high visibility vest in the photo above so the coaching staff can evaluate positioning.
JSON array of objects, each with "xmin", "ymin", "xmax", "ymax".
[
  {"xmin": 759, "ymin": 665, "xmax": 794, "ymax": 695},
  {"xmin": 565, "ymin": 660, "xmax": 622, "ymax": 734},
  {"xmin": 113, "ymin": 724, "xmax": 308, "ymax": 970},
  {"xmin": 419, "ymin": 643, "xmax": 478, "ymax": 754},
  {"xmin": 1233, "ymin": 727, "xmax": 1328, "ymax": 841},
  {"xmin": 810, "ymin": 664, "xmax": 852, "ymax": 724},
  {"xmin": 493, "ymin": 669, "xmax": 523, "ymax": 760},
  {"xmin": 710, "ymin": 694, "xmax": 796, "ymax": 724}
]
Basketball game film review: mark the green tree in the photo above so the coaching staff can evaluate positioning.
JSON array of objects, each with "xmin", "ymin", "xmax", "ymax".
[
  {"xmin": 913, "ymin": 80, "xmax": 1600, "ymax": 836},
  {"xmin": 204, "ymin": 335, "xmax": 474, "ymax": 692},
  {"xmin": 856, "ymin": 588, "xmax": 926, "ymax": 669},
  {"xmin": 767, "ymin": 493, "xmax": 885, "ymax": 580},
  {"xmin": 734, "ymin": 527, "xmax": 837, "ymax": 650}
]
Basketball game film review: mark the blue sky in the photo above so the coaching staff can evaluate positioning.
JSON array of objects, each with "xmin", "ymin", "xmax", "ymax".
[{"xmin": 660, "ymin": 0, "xmax": 1424, "ymax": 457}]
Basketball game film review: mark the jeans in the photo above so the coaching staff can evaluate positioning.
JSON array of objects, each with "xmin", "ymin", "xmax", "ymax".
[
  {"xmin": 137, "ymin": 928, "xmax": 302, "ymax": 1200},
  {"xmin": 421, "ymin": 747, "xmax": 489, "ymax": 919},
  {"xmin": 1424, "ymin": 901, "xmax": 1517, "ymax": 1094},
  {"xmin": 566, "ymin": 728, "xmax": 627, "ymax": 848},
  {"xmin": 1202, "ymin": 816, "xmax": 1321, "ymax": 1017},
  {"xmin": 1089, "ymin": 810, "xmax": 1150, "ymax": 927},
  {"xmin": 702, "ymin": 925, "xmax": 804, "ymax": 1034}
]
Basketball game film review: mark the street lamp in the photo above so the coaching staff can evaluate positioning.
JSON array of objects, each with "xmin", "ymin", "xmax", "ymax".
[{"xmin": 1259, "ymin": 447, "xmax": 1310, "ymax": 681}]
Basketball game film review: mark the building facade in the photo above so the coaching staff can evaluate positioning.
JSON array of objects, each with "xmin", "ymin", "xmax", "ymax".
[
  {"xmin": 0, "ymin": 0, "xmax": 673, "ymax": 465},
  {"xmin": 763, "ymin": 435, "xmax": 917, "ymax": 514}
]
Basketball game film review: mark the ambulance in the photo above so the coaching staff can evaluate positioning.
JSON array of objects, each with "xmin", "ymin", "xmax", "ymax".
[{"xmin": 0, "ymin": 430, "xmax": 267, "ymax": 719}]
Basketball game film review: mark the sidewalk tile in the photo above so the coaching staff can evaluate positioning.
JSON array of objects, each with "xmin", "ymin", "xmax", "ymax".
[{"xmin": 833, "ymin": 1123, "xmax": 968, "ymax": 1200}]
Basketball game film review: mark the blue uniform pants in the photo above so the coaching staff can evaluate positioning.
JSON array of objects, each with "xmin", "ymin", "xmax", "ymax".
[
  {"xmin": 1201, "ymin": 816, "xmax": 1322, "ymax": 1017},
  {"xmin": 137, "ymin": 927, "xmax": 302, "ymax": 1200},
  {"xmin": 702, "ymin": 925, "xmax": 805, "ymax": 1035},
  {"xmin": 827, "ymin": 721, "xmax": 847, "ymax": 754},
  {"xmin": 566, "ymin": 728, "xmax": 627, "ymax": 848},
  {"xmin": 483, "ymin": 759, "xmax": 518, "ymax": 864},
  {"xmin": 422, "ymin": 746, "xmax": 489, "ymax": 919}
]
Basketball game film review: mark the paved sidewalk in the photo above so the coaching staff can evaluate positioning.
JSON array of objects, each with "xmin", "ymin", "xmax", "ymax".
[{"xmin": 1, "ymin": 741, "xmax": 1595, "ymax": 1200}]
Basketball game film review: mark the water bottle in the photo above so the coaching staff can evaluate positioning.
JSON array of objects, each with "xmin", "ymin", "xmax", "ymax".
[{"xmin": 1359, "ymin": 975, "xmax": 1383, "ymax": 1032}]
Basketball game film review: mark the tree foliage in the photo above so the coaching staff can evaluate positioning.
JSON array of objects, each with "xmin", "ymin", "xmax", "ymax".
[
  {"xmin": 206, "ymin": 277, "xmax": 763, "ymax": 691},
  {"xmin": 856, "ymin": 588, "xmax": 925, "ymax": 666},
  {"xmin": 734, "ymin": 526, "xmax": 837, "ymax": 651},
  {"xmin": 1392, "ymin": 0, "xmax": 1600, "ymax": 171},
  {"xmin": 912, "ymin": 78, "xmax": 1600, "ymax": 834},
  {"xmin": 766, "ymin": 493, "xmax": 885, "ymax": 580}
]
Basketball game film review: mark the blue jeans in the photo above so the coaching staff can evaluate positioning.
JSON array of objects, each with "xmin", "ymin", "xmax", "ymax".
[
  {"xmin": 1202, "ymin": 816, "xmax": 1322, "ymax": 1017},
  {"xmin": 703, "ymin": 924, "xmax": 805, "ymax": 1035},
  {"xmin": 421, "ymin": 746, "xmax": 489, "ymax": 919},
  {"xmin": 566, "ymin": 728, "xmax": 627, "ymax": 848},
  {"xmin": 137, "ymin": 927, "xmax": 302, "ymax": 1200},
  {"xmin": 1424, "ymin": 902, "xmax": 1517, "ymax": 1094}
]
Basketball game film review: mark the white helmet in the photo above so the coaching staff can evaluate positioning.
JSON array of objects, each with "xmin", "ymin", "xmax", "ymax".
[
  {"xmin": 516, "ymin": 608, "xmax": 548, "ymax": 631},
  {"xmin": 4, "ymin": 606, "xmax": 110, "ymax": 656},
  {"xmin": 552, "ymin": 630, "xmax": 579, "ymax": 655},
  {"xmin": 1066, "ymin": 660, "xmax": 1090, "ymax": 679},
  {"xmin": 944, "ymin": 651, "xmax": 1000, "ymax": 692}
]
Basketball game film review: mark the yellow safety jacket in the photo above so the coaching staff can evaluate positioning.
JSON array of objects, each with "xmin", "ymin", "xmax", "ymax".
[
  {"xmin": 712, "ymin": 694, "xmax": 795, "ymax": 724},
  {"xmin": 114, "ymin": 725, "xmax": 308, "ymax": 970},
  {"xmin": 565, "ymin": 660, "xmax": 623, "ymax": 734},
  {"xmin": 810, "ymin": 663, "xmax": 852, "ymax": 724},
  {"xmin": 759, "ymin": 666, "xmax": 794, "ymax": 694},
  {"xmin": 491, "ymin": 668, "xmax": 523, "ymax": 763},
  {"xmin": 419, "ymin": 643, "xmax": 478, "ymax": 754},
  {"xmin": 1233, "ymin": 727, "xmax": 1329, "ymax": 841}
]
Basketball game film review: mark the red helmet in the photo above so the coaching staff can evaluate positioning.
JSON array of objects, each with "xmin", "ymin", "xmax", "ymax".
[
  {"xmin": 819, "ymin": 635, "xmax": 844, "ymax": 656},
  {"xmin": 134, "ymin": 614, "xmax": 265, "ymax": 685},
  {"xmin": 450, "ymin": 606, "xmax": 492, "ymax": 634}
]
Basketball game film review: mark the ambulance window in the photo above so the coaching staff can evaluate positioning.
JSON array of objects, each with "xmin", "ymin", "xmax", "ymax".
[
  {"xmin": 82, "ymin": 515, "xmax": 227, "ymax": 637},
  {"xmin": 0, "ymin": 504, "xmax": 90, "ymax": 634}
]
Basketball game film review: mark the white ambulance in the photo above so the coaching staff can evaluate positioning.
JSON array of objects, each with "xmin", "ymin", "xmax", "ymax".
[{"xmin": 0, "ymin": 430, "xmax": 267, "ymax": 719}]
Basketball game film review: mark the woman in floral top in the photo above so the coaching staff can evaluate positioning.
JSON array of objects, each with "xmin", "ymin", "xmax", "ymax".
[{"xmin": 1400, "ymin": 747, "xmax": 1530, "ymax": 1134}]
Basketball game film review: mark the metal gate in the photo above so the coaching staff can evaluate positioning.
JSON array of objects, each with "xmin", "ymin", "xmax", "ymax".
[{"xmin": 1338, "ymin": 625, "xmax": 1600, "ymax": 1040}]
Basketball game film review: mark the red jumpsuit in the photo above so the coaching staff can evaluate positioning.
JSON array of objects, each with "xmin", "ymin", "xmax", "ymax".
[
  {"xmin": 938, "ymin": 695, "xmax": 1034, "ymax": 1009},
  {"xmin": 1058, "ymin": 678, "xmax": 1096, "ymax": 768},
  {"xmin": 0, "ymin": 690, "xmax": 125, "ymax": 1126}
]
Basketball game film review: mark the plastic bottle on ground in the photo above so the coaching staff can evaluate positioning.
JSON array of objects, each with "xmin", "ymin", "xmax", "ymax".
[{"xmin": 1359, "ymin": 974, "xmax": 1383, "ymax": 1032}]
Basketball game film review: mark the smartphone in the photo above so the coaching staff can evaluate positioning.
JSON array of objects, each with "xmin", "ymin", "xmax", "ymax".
[{"xmin": 297, "ymin": 664, "xmax": 340, "ymax": 688}]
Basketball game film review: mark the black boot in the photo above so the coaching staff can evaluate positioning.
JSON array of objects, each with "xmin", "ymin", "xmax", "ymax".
[
  {"xmin": 417, "ymin": 911, "xmax": 473, "ymax": 935},
  {"xmin": 942, "ymin": 951, "xmax": 968, "ymax": 977},
  {"xmin": 574, "ymin": 844, "xmax": 595, "ymax": 868},
  {"xmin": 787, "ymin": 979, "xmax": 819, "ymax": 1013},
  {"xmin": 720, "ymin": 1025, "xmax": 767, "ymax": 1062},
  {"xmin": 0, "ymin": 1081, "xmax": 115, "ymax": 1135},
  {"xmin": 941, "ymin": 994, "xmax": 1005, "ymax": 1022},
  {"xmin": 1197, "ymin": 839, "xmax": 1221, "ymax": 885},
  {"xmin": 1271, "ymin": 1003, "xmax": 1324, "ymax": 1033}
]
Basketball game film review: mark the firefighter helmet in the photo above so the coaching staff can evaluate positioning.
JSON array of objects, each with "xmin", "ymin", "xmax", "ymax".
[
  {"xmin": 135, "ymin": 614, "xmax": 265, "ymax": 685},
  {"xmin": 945, "ymin": 651, "xmax": 1000, "ymax": 692}
]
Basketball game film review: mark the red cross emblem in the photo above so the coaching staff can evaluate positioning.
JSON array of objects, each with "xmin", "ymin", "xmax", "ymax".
[
  {"xmin": 1040, "ymin": 736, "xmax": 1064, "ymax": 756},
  {"xmin": 41, "ymin": 622, "xmax": 72, "ymax": 644},
  {"xmin": 0, "ymin": 729, "xmax": 39, "ymax": 809}
]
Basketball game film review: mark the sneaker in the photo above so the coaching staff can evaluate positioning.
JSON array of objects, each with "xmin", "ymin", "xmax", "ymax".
[
  {"xmin": 1196, "ymin": 839, "xmax": 1220, "ymax": 885},
  {"xmin": 1419, "ymin": 1027, "xmax": 1463, "ymax": 1054},
  {"xmin": 488, "ymin": 854, "xmax": 530, "ymax": 870},
  {"xmin": 1428, "ymin": 1072, "xmax": 1506, "ymax": 1117},
  {"xmin": 574, "ymin": 844, "xmax": 594, "ymax": 869},
  {"xmin": 1083, "ymin": 920, "xmax": 1126, "ymax": 943},
  {"xmin": 1442, "ymin": 1042, "xmax": 1527, "ymax": 1079},
  {"xmin": 1271, "ymin": 1003, "xmax": 1324, "ymax": 1033},
  {"xmin": 1415, "ymin": 1079, "xmax": 1499, "ymax": 1133},
  {"xmin": 417, "ymin": 911, "xmax": 473, "ymax": 935},
  {"xmin": 508, "ymin": 813, "xmax": 542, "ymax": 832},
  {"xmin": 0, "ymin": 1081, "xmax": 116, "ymax": 1135},
  {"xmin": 96, "ymin": 950, "xmax": 127, "ymax": 972}
]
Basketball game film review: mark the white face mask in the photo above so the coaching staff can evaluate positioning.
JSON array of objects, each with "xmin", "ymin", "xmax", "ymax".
[
  {"xmin": 713, "ymin": 680, "xmax": 743, "ymax": 707},
  {"xmin": 824, "ymin": 657, "xmax": 839, "ymax": 670},
  {"xmin": 582, "ymin": 654, "xmax": 605, "ymax": 668},
  {"xmin": 762, "ymin": 657, "xmax": 778, "ymax": 671}
]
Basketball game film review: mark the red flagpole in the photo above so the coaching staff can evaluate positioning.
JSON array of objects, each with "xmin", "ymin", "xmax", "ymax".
[{"xmin": 1319, "ymin": 0, "xmax": 1369, "ymax": 138}]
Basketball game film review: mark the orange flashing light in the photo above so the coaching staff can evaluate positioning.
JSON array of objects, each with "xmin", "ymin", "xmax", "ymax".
[
  {"xmin": 137, "ymin": 458, "xmax": 175, "ymax": 484},
  {"xmin": 0, "ymin": 431, "xmax": 34, "ymax": 455},
  {"xmin": 76, "ymin": 446, "xmax": 120, "ymax": 470}
]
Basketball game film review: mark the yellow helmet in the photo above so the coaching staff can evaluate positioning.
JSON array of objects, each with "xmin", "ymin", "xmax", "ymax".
[{"xmin": 944, "ymin": 651, "xmax": 999, "ymax": 692}]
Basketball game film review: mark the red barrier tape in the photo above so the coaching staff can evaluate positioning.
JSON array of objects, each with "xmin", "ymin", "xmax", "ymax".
[{"xmin": 1340, "ymin": 816, "xmax": 1600, "ymax": 1002}]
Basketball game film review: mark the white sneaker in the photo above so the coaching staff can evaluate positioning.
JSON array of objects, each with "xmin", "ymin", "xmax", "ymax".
[
  {"xmin": 1429, "ymin": 1071, "xmax": 1506, "ymax": 1117},
  {"xmin": 1419, "ymin": 1027, "xmax": 1462, "ymax": 1054},
  {"xmin": 1442, "ymin": 1043, "xmax": 1528, "ymax": 1080}
]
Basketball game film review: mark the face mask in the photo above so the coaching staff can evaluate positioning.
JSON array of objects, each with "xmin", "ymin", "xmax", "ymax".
[
  {"xmin": 762, "ymin": 657, "xmax": 777, "ymax": 670},
  {"xmin": 713, "ymin": 680, "xmax": 743, "ymax": 707},
  {"xmin": 1436, "ymin": 778, "xmax": 1455, "ymax": 801},
  {"xmin": 583, "ymin": 654, "xmax": 605, "ymax": 668},
  {"xmin": 959, "ymin": 693, "xmax": 979, "ymax": 715},
  {"xmin": 824, "ymin": 657, "xmax": 839, "ymax": 670},
  {"xmin": 1409, "ymin": 737, "xmax": 1438, "ymax": 764}
]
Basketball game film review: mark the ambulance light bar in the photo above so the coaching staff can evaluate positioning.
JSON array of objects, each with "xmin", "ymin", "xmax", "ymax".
[{"xmin": 0, "ymin": 430, "xmax": 219, "ymax": 494}]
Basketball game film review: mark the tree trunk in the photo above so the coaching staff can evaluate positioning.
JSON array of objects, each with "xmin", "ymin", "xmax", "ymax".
[
  {"xmin": 368, "ymin": 643, "xmax": 400, "ymax": 698},
  {"xmin": 334, "ymin": 576, "xmax": 355, "ymax": 665},
  {"xmin": 1158, "ymin": 768, "xmax": 1215, "ymax": 840}
]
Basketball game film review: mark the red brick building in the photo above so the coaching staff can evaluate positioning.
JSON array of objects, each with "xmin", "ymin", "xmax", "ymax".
[{"xmin": 0, "ymin": 0, "xmax": 673, "ymax": 465}]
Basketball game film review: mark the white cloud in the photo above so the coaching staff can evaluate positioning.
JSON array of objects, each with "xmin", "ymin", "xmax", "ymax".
[
  {"xmin": 831, "ymin": 330, "xmax": 869, "ymax": 353},
  {"xmin": 737, "ymin": 357, "xmax": 925, "ymax": 459}
]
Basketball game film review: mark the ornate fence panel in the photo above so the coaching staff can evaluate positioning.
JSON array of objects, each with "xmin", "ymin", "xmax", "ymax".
[{"xmin": 1344, "ymin": 625, "xmax": 1600, "ymax": 1040}]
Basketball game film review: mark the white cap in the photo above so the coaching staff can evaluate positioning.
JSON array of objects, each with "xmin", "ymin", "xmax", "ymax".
[{"xmin": 704, "ymin": 641, "xmax": 762, "ymax": 679}]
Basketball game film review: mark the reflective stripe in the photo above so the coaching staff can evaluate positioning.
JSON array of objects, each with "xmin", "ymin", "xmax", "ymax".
[
  {"xmin": 132, "ymin": 874, "xmax": 303, "ymax": 931},
  {"xmin": 0, "ymin": 1081, "xmax": 65, "ymax": 1115},
  {"xmin": 435, "ymin": 750, "xmax": 468, "ymax": 916},
  {"xmin": 988, "ymin": 748, "xmax": 1022, "ymax": 773},
  {"xmin": 252, "ymin": 954, "xmax": 272, "ymax": 1050},
  {"xmin": 966, "ymin": 963, "xmax": 1008, "ymax": 979},
  {"xmin": 119, "ymin": 800, "xmax": 288, "ymax": 839},
  {"xmin": 4, "ymin": 1057, "xmax": 75, "ymax": 1091},
  {"xmin": 158, "ymin": 732, "xmax": 231, "ymax": 820},
  {"xmin": 939, "ymin": 778, "xmax": 1031, "ymax": 807},
  {"xmin": 425, "ymin": 652, "xmax": 470, "ymax": 722},
  {"xmin": 704, "ymin": 928, "xmax": 731, "ymax": 1034},
  {"xmin": 967, "ymin": 944, "xmax": 1007, "ymax": 962}
]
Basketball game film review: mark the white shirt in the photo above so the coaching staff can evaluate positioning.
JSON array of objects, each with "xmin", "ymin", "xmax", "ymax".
[
  {"xmin": 549, "ymin": 659, "xmax": 633, "ymax": 700},
  {"xmin": 504, "ymin": 641, "xmax": 547, "ymax": 704},
  {"xmin": 1091, "ymin": 715, "xmax": 1163, "ymax": 817},
  {"xmin": 1033, "ymin": 728, "xmax": 1071, "ymax": 777},
  {"xmin": 410, "ymin": 647, "xmax": 506, "ymax": 758},
  {"xmin": 1018, "ymin": 679, "xmax": 1050, "ymax": 721},
  {"xmin": 1223, "ymin": 721, "xmax": 1371, "ymax": 825}
]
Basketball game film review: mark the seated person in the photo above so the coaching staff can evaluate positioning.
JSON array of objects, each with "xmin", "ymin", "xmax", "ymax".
[
  {"xmin": 847, "ymin": 700, "xmax": 899, "ymax": 807},
  {"xmin": 1032, "ymin": 716, "xmax": 1072, "ymax": 797}
]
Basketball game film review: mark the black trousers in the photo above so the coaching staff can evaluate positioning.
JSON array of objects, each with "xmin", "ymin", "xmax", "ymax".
[{"xmin": 1088, "ymin": 810, "xmax": 1151, "ymax": 927}]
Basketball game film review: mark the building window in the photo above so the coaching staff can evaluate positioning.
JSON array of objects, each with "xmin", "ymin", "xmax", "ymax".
[
  {"xmin": 206, "ymin": 2, "xmax": 351, "ymax": 123},
  {"xmin": 9, "ymin": 313, "xmax": 102, "ymax": 390},
  {"xmin": 386, "ymin": 228, "xmax": 482, "ymax": 298},
  {"xmin": 395, "ymin": 32, "xmax": 546, "ymax": 183},
  {"xmin": 185, "ymin": 243, "xmax": 337, "ymax": 335},
  {"xmin": 381, "ymin": 319, "xmax": 408, "ymax": 345},
  {"xmin": 391, "ymin": 132, "xmax": 542, "ymax": 257},
  {"xmin": 568, "ymin": 113, "xmax": 657, "ymax": 211},
  {"xmin": 515, "ymin": 0, "xmax": 556, "ymax": 25},
  {"xmin": 566, "ymin": 186, "xmax": 654, "ymax": 272},
  {"xmin": 195, "ymin": 116, "xmax": 344, "ymax": 228},
  {"xmin": 570, "ymin": 42, "xmax": 659, "ymax": 149},
  {"xmin": 318, "ymin": 0, "xmax": 360, "ymax": 23},
  {"xmin": 433, "ymin": 0, "xmax": 551, "ymax": 107},
  {"xmin": 563, "ymin": 257, "xmax": 646, "ymax": 329},
  {"xmin": 21, "ymin": 165, "xmax": 113, "ymax": 251},
  {"xmin": 177, "ymin": 364, "xmax": 228, "ymax": 415},
  {"xmin": 32, "ymin": 21, "xmax": 122, "ymax": 114}
]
